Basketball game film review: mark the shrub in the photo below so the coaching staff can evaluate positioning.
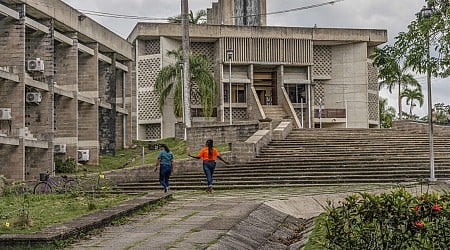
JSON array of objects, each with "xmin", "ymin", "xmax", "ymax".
[
  {"xmin": 55, "ymin": 157, "xmax": 77, "ymax": 173},
  {"xmin": 323, "ymin": 188, "xmax": 450, "ymax": 249}
]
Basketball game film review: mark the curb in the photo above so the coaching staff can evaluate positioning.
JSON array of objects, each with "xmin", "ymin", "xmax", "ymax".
[{"xmin": 0, "ymin": 193, "xmax": 171, "ymax": 245}]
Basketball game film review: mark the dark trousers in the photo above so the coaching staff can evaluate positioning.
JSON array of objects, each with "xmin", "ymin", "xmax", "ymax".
[
  {"xmin": 203, "ymin": 161, "xmax": 216, "ymax": 187},
  {"xmin": 159, "ymin": 164, "xmax": 172, "ymax": 189}
]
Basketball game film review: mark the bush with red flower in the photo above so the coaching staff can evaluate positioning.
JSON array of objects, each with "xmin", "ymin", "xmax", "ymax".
[{"xmin": 321, "ymin": 187, "xmax": 450, "ymax": 249}]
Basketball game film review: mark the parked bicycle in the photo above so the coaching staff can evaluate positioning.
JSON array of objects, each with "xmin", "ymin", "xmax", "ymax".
[{"xmin": 33, "ymin": 172, "xmax": 78, "ymax": 194}]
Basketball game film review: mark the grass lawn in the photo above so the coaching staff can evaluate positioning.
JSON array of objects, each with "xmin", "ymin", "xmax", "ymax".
[{"xmin": 0, "ymin": 192, "xmax": 132, "ymax": 234}]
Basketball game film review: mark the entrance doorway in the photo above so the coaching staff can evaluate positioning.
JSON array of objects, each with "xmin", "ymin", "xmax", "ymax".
[{"xmin": 254, "ymin": 72, "xmax": 277, "ymax": 105}]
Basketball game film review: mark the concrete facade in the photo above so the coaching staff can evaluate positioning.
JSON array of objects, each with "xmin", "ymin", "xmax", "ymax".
[
  {"xmin": 0, "ymin": 0, "xmax": 133, "ymax": 181},
  {"xmin": 128, "ymin": 19, "xmax": 387, "ymax": 140}
]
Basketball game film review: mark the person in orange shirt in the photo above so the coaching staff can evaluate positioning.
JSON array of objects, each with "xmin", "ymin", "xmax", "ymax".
[{"xmin": 189, "ymin": 139, "xmax": 229, "ymax": 193}]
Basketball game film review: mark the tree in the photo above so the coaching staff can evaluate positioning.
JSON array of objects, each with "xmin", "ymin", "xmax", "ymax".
[
  {"xmin": 155, "ymin": 48, "xmax": 216, "ymax": 118},
  {"xmin": 379, "ymin": 97, "xmax": 396, "ymax": 128},
  {"xmin": 401, "ymin": 87, "xmax": 424, "ymax": 118},
  {"xmin": 168, "ymin": 10, "xmax": 207, "ymax": 24},
  {"xmin": 372, "ymin": 46, "xmax": 421, "ymax": 119},
  {"xmin": 395, "ymin": 0, "xmax": 450, "ymax": 77}
]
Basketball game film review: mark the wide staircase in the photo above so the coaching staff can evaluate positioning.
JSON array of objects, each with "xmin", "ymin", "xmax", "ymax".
[{"xmin": 115, "ymin": 128, "xmax": 450, "ymax": 193}]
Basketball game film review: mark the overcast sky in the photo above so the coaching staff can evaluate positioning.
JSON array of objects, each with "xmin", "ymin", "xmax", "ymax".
[{"xmin": 63, "ymin": 0, "xmax": 448, "ymax": 117}]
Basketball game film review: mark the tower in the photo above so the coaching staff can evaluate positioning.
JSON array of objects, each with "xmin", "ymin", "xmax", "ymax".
[{"xmin": 207, "ymin": 0, "xmax": 267, "ymax": 26}]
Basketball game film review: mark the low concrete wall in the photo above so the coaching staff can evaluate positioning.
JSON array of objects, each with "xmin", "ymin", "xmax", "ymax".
[
  {"xmin": 176, "ymin": 122, "xmax": 259, "ymax": 150},
  {"xmin": 231, "ymin": 120, "xmax": 292, "ymax": 164},
  {"xmin": 272, "ymin": 121, "xmax": 293, "ymax": 140},
  {"xmin": 392, "ymin": 120, "xmax": 450, "ymax": 136},
  {"xmin": 102, "ymin": 152, "xmax": 232, "ymax": 185}
]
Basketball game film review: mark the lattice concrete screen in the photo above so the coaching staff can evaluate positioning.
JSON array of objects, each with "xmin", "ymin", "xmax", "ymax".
[
  {"xmin": 143, "ymin": 40, "xmax": 160, "ymax": 56},
  {"xmin": 138, "ymin": 57, "xmax": 161, "ymax": 120},
  {"xmin": 367, "ymin": 62, "xmax": 378, "ymax": 91},
  {"xmin": 368, "ymin": 93, "xmax": 379, "ymax": 121},
  {"xmin": 190, "ymin": 42, "xmax": 216, "ymax": 106},
  {"xmin": 313, "ymin": 46, "xmax": 332, "ymax": 78},
  {"xmin": 144, "ymin": 124, "xmax": 161, "ymax": 140},
  {"xmin": 224, "ymin": 108, "xmax": 248, "ymax": 121},
  {"xmin": 314, "ymin": 81, "xmax": 325, "ymax": 105}
]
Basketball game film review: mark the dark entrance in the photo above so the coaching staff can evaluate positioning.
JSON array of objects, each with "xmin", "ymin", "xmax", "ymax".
[{"xmin": 253, "ymin": 72, "xmax": 277, "ymax": 105}]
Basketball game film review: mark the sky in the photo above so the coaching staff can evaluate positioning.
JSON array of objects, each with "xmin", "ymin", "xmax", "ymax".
[{"xmin": 62, "ymin": 0, "xmax": 448, "ymax": 117}]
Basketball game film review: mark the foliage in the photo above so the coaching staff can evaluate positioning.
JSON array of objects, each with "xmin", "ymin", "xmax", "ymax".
[
  {"xmin": 155, "ymin": 48, "xmax": 217, "ymax": 118},
  {"xmin": 401, "ymin": 87, "xmax": 424, "ymax": 117},
  {"xmin": 168, "ymin": 9, "xmax": 207, "ymax": 24},
  {"xmin": 379, "ymin": 97, "xmax": 396, "ymax": 128},
  {"xmin": 372, "ymin": 46, "xmax": 421, "ymax": 119},
  {"xmin": 0, "ymin": 192, "xmax": 130, "ymax": 234},
  {"xmin": 55, "ymin": 157, "xmax": 77, "ymax": 174},
  {"xmin": 303, "ymin": 214, "xmax": 327, "ymax": 250},
  {"xmin": 395, "ymin": 0, "xmax": 450, "ymax": 78},
  {"xmin": 322, "ymin": 188, "xmax": 450, "ymax": 249}
]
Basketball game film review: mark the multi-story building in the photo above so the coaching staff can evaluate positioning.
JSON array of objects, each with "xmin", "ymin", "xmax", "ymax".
[
  {"xmin": 0, "ymin": 0, "xmax": 133, "ymax": 181},
  {"xmin": 128, "ymin": 0, "xmax": 387, "ymax": 140},
  {"xmin": 0, "ymin": 0, "xmax": 388, "ymax": 181}
]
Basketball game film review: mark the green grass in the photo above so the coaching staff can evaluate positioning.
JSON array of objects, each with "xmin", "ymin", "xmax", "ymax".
[
  {"xmin": 0, "ymin": 193, "xmax": 131, "ymax": 234},
  {"xmin": 76, "ymin": 138, "xmax": 229, "ymax": 174},
  {"xmin": 303, "ymin": 214, "xmax": 327, "ymax": 250}
]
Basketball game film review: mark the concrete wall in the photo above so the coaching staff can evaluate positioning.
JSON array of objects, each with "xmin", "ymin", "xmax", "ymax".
[
  {"xmin": 0, "ymin": 1, "xmax": 133, "ymax": 180},
  {"xmin": 326, "ymin": 42, "xmax": 369, "ymax": 128},
  {"xmin": 184, "ymin": 122, "xmax": 259, "ymax": 151}
]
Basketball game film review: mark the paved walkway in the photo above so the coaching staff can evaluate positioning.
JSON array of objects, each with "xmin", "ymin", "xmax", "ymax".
[{"xmin": 66, "ymin": 183, "xmax": 442, "ymax": 249}]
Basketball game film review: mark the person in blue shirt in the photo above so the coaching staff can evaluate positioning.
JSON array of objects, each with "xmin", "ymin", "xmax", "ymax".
[{"xmin": 154, "ymin": 144, "xmax": 174, "ymax": 193}]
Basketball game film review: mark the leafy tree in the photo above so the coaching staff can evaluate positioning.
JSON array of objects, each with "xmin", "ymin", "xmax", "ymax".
[
  {"xmin": 401, "ymin": 87, "xmax": 424, "ymax": 118},
  {"xmin": 372, "ymin": 46, "xmax": 421, "ymax": 120},
  {"xmin": 168, "ymin": 10, "xmax": 207, "ymax": 24},
  {"xmin": 395, "ymin": 0, "xmax": 450, "ymax": 77},
  {"xmin": 379, "ymin": 97, "xmax": 396, "ymax": 128},
  {"xmin": 155, "ymin": 48, "xmax": 216, "ymax": 118}
]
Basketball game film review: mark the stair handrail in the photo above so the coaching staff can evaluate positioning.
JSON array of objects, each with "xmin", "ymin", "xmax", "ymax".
[
  {"xmin": 280, "ymin": 87, "xmax": 302, "ymax": 128},
  {"xmin": 250, "ymin": 86, "xmax": 266, "ymax": 119}
]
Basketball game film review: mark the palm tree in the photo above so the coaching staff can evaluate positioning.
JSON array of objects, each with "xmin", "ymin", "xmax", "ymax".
[
  {"xmin": 379, "ymin": 97, "xmax": 396, "ymax": 128},
  {"xmin": 401, "ymin": 87, "xmax": 424, "ymax": 118},
  {"xmin": 155, "ymin": 48, "xmax": 216, "ymax": 118},
  {"xmin": 372, "ymin": 46, "xmax": 421, "ymax": 120},
  {"xmin": 168, "ymin": 10, "xmax": 207, "ymax": 24}
]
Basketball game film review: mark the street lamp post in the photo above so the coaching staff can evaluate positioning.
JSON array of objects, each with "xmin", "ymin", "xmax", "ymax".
[
  {"xmin": 179, "ymin": 62, "xmax": 187, "ymax": 140},
  {"xmin": 226, "ymin": 49, "xmax": 233, "ymax": 125},
  {"xmin": 421, "ymin": 4, "xmax": 435, "ymax": 181}
]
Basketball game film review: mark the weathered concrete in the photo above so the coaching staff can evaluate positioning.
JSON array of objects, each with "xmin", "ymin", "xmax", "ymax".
[{"xmin": 0, "ymin": 193, "xmax": 171, "ymax": 246}]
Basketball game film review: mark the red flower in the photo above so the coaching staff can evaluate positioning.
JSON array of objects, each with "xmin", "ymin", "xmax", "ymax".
[
  {"xmin": 414, "ymin": 221, "xmax": 425, "ymax": 228},
  {"xmin": 432, "ymin": 203, "xmax": 442, "ymax": 212},
  {"xmin": 414, "ymin": 205, "xmax": 421, "ymax": 211}
]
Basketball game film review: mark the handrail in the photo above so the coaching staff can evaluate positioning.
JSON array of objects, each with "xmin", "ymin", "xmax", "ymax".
[
  {"xmin": 250, "ymin": 86, "xmax": 266, "ymax": 119},
  {"xmin": 281, "ymin": 87, "xmax": 302, "ymax": 128}
]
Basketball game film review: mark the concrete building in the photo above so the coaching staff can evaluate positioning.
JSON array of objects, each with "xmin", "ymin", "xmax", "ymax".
[
  {"xmin": 128, "ymin": 0, "xmax": 387, "ymax": 141},
  {"xmin": 0, "ymin": 0, "xmax": 133, "ymax": 181}
]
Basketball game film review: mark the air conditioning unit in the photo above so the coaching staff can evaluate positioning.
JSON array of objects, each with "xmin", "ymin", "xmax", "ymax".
[
  {"xmin": 0, "ymin": 108, "xmax": 12, "ymax": 120},
  {"xmin": 26, "ymin": 92, "xmax": 42, "ymax": 103},
  {"xmin": 27, "ymin": 58, "xmax": 44, "ymax": 72},
  {"xmin": 54, "ymin": 144, "xmax": 67, "ymax": 154},
  {"xmin": 77, "ymin": 150, "xmax": 90, "ymax": 162}
]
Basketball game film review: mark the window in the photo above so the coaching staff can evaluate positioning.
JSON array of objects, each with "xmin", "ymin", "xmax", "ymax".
[
  {"xmin": 285, "ymin": 84, "xmax": 306, "ymax": 103},
  {"xmin": 224, "ymin": 83, "xmax": 247, "ymax": 103}
]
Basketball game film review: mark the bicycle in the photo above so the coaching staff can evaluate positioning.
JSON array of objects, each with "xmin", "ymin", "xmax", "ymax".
[{"xmin": 33, "ymin": 172, "xmax": 78, "ymax": 194}]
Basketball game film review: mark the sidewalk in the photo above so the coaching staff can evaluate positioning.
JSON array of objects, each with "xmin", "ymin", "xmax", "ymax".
[{"xmin": 2, "ymin": 182, "xmax": 447, "ymax": 249}]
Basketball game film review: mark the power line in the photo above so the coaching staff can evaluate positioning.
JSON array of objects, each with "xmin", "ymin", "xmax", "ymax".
[
  {"xmin": 232, "ymin": 0, "xmax": 345, "ymax": 19},
  {"xmin": 76, "ymin": 1, "xmax": 345, "ymax": 22},
  {"xmin": 79, "ymin": 9, "xmax": 168, "ymax": 21}
]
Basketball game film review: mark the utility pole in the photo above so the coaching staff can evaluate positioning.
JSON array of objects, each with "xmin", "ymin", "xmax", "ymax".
[{"xmin": 181, "ymin": 0, "xmax": 191, "ymax": 128}]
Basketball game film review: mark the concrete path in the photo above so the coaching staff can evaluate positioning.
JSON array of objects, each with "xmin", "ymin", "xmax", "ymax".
[{"xmin": 68, "ymin": 183, "xmax": 448, "ymax": 250}]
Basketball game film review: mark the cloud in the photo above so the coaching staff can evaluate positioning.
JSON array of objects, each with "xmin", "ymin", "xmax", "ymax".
[{"xmin": 61, "ymin": 0, "xmax": 449, "ymax": 114}]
